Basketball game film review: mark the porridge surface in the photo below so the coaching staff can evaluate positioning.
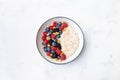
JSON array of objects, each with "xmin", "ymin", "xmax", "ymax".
[{"xmin": 59, "ymin": 26, "xmax": 79, "ymax": 58}]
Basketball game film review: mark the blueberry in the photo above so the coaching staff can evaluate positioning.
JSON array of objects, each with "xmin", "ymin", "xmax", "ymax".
[
  {"xmin": 52, "ymin": 53, "xmax": 57, "ymax": 58},
  {"xmin": 44, "ymin": 47, "xmax": 48, "ymax": 52},
  {"xmin": 49, "ymin": 39, "xmax": 53, "ymax": 45},
  {"xmin": 47, "ymin": 47, "xmax": 51, "ymax": 52},
  {"xmin": 56, "ymin": 22, "xmax": 62, "ymax": 28},
  {"xmin": 59, "ymin": 31, "xmax": 62, "ymax": 34},
  {"xmin": 53, "ymin": 39, "xmax": 57, "ymax": 42},
  {"xmin": 45, "ymin": 27, "xmax": 50, "ymax": 32},
  {"xmin": 56, "ymin": 34, "xmax": 60, "ymax": 38},
  {"xmin": 52, "ymin": 42, "xmax": 57, "ymax": 46},
  {"xmin": 52, "ymin": 28, "xmax": 59, "ymax": 32},
  {"xmin": 42, "ymin": 42, "xmax": 47, "ymax": 47},
  {"xmin": 49, "ymin": 30, "xmax": 53, "ymax": 35},
  {"xmin": 51, "ymin": 50, "xmax": 55, "ymax": 54},
  {"xmin": 42, "ymin": 42, "xmax": 45, "ymax": 45},
  {"xmin": 56, "ymin": 43, "xmax": 61, "ymax": 49}
]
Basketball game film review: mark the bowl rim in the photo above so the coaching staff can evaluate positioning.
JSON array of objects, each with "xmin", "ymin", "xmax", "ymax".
[{"xmin": 36, "ymin": 16, "xmax": 85, "ymax": 65}]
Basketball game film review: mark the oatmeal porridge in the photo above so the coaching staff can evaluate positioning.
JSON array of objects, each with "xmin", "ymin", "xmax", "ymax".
[{"xmin": 59, "ymin": 26, "xmax": 79, "ymax": 58}]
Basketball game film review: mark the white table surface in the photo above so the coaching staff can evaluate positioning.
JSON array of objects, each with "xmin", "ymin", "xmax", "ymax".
[{"xmin": 0, "ymin": 0, "xmax": 120, "ymax": 80}]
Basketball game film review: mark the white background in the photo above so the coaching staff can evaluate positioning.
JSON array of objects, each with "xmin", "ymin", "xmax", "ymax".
[{"xmin": 0, "ymin": 0, "xmax": 120, "ymax": 80}]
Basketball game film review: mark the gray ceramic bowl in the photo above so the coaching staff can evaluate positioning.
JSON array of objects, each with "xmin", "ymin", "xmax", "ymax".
[{"xmin": 36, "ymin": 17, "xmax": 84, "ymax": 64}]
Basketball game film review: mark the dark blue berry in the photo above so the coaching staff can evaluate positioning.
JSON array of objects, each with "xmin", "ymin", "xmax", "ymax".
[
  {"xmin": 42, "ymin": 42, "xmax": 47, "ymax": 47},
  {"xmin": 56, "ymin": 34, "xmax": 60, "ymax": 38},
  {"xmin": 44, "ymin": 47, "xmax": 48, "ymax": 52},
  {"xmin": 52, "ymin": 42, "xmax": 57, "ymax": 46},
  {"xmin": 59, "ymin": 31, "xmax": 62, "ymax": 34},
  {"xmin": 52, "ymin": 53, "xmax": 57, "ymax": 58},
  {"xmin": 49, "ymin": 39, "xmax": 53, "ymax": 45},
  {"xmin": 47, "ymin": 47, "xmax": 51, "ymax": 52},
  {"xmin": 56, "ymin": 22, "xmax": 62, "ymax": 28},
  {"xmin": 56, "ymin": 43, "xmax": 61, "ymax": 49},
  {"xmin": 45, "ymin": 27, "xmax": 50, "ymax": 32},
  {"xmin": 53, "ymin": 39, "xmax": 57, "ymax": 42},
  {"xmin": 49, "ymin": 30, "xmax": 53, "ymax": 35},
  {"xmin": 51, "ymin": 50, "xmax": 55, "ymax": 54},
  {"xmin": 42, "ymin": 42, "xmax": 45, "ymax": 45},
  {"xmin": 52, "ymin": 28, "xmax": 59, "ymax": 32}
]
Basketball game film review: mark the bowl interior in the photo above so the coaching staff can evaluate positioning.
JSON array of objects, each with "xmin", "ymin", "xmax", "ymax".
[{"xmin": 36, "ymin": 17, "xmax": 84, "ymax": 64}]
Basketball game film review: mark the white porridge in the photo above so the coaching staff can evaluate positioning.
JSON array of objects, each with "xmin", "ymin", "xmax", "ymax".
[{"xmin": 59, "ymin": 26, "xmax": 79, "ymax": 58}]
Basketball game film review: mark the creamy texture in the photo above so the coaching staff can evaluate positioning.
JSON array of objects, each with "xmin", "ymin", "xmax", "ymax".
[{"xmin": 59, "ymin": 26, "xmax": 79, "ymax": 58}]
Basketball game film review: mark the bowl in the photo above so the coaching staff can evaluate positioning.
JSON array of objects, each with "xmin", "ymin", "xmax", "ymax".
[{"xmin": 36, "ymin": 17, "xmax": 84, "ymax": 64}]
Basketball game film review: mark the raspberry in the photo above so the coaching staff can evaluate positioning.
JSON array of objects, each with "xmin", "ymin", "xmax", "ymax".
[
  {"xmin": 56, "ymin": 49, "xmax": 62, "ymax": 55},
  {"xmin": 42, "ymin": 35, "xmax": 46, "ymax": 41},
  {"xmin": 51, "ymin": 34, "xmax": 56, "ymax": 39},
  {"xmin": 60, "ymin": 54, "xmax": 66, "ymax": 60},
  {"xmin": 59, "ymin": 26, "xmax": 63, "ymax": 31},
  {"xmin": 62, "ymin": 22, "xmax": 68, "ymax": 28},
  {"xmin": 43, "ymin": 32, "xmax": 48, "ymax": 35},
  {"xmin": 51, "ymin": 46, "xmax": 57, "ymax": 51},
  {"xmin": 53, "ymin": 21, "xmax": 58, "ymax": 27},
  {"xmin": 46, "ymin": 52, "xmax": 51, "ymax": 56},
  {"xmin": 49, "ymin": 25, "xmax": 54, "ymax": 30},
  {"xmin": 44, "ymin": 40, "xmax": 49, "ymax": 44},
  {"xmin": 59, "ymin": 22, "xmax": 68, "ymax": 31}
]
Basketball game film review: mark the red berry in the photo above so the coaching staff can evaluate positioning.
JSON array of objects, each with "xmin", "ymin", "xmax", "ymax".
[
  {"xmin": 43, "ymin": 32, "xmax": 48, "ymax": 35},
  {"xmin": 46, "ymin": 52, "xmax": 51, "ymax": 56},
  {"xmin": 62, "ymin": 22, "xmax": 68, "ymax": 28},
  {"xmin": 60, "ymin": 54, "xmax": 66, "ymax": 60},
  {"xmin": 44, "ymin": 40, "xmax": 49, "ymax": 44},
  {"xmin": 51, "ymin": 34, "xmax": 56, "ymax": 39},
  {"xmin": 49, "ymin": 25, "xmax": 54, "ymax": 30},
  {"xmin": 56, "ymin": 49, "xmax": 62, "ymax": 55},
  {"xmin": 59, "ymin": 26, "xmax": 64, "ymax": 31},
  {"xmin": 59, "ymin": 22, "xmax": 68, "ymax": 31},
  {"xmin": 42, "ymin": 35, "xmax": 46, "ymax": 41},
  {"xmin": 53, "ymin": 21, "xmax": 58, "ymax": 27},
  {"xmin": 51, "ymin": 46, "xmax": 57, "ymax": 51}
]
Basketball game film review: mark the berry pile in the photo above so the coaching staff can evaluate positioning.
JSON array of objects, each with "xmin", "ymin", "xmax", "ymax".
[{"xmin": 42, "ymin": 21, "xmax": 68, "ymax": 61}]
